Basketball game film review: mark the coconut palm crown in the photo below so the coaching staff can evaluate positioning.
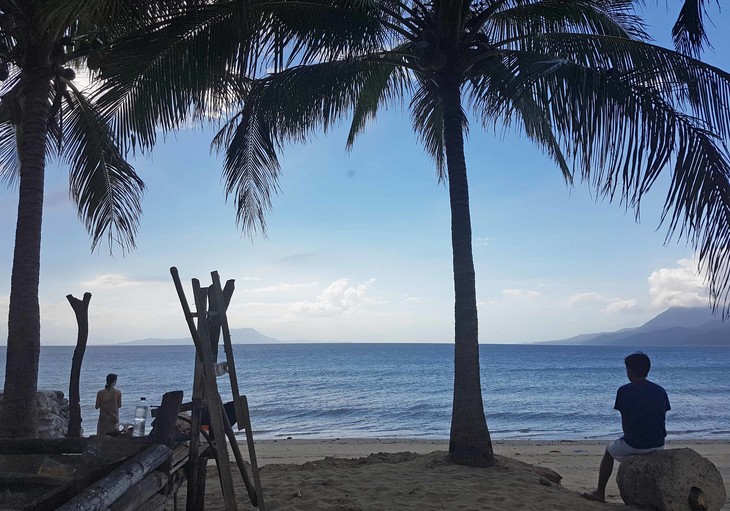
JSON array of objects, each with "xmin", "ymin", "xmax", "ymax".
[
  {"xmin": 94, "ymin": 0, "xmax": 730, "ymax": 466},
  {"xmin": 0, "ymin": 0, "xmax": 158, "ymax": 437}
]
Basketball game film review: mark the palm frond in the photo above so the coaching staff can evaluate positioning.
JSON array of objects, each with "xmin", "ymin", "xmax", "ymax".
[
  {"xmin": 212, "ymin": 92, "xmax": 282, "ymax": 236},
  {"xmin": 466, "ymin": 56, "xmax": 572, "ymax": 183},
  {"xmin": 60, "ymin": 80, "xmax": 145, "ymax": 253},
  {"xmin": 508, "ymin": 33, "xmax": 730, "ymax": 140},
  {"xmin": 671, "ymin": 0, "xmax": 712, "ymax": 57},
  {"xmin": 483, "ymin": 0, "xmax": 648, "ymax": 43},
  {"xmin": 499, "ymin": 53, "xmax": 730, "ymax": 315},
  {"xmin": 410, "ymin": 82, "xmax": 446, "ymax": 179},
  {"xmin": 0, "ymin": 77, "xmax": 21, "ymax": 187},
  {"xmin": 212, "ymin": 57, "xmax": 399, "ymax": 233},
  {"xmin": 346, "ymin": 57, "xmax": 408, "ymax": 148},
  {"xmin": 0, "ymin": 116, "xmax": 19, "ymax": 188},
  {"xmin": 92, "ymin": 2, "xmax": 256, "ymax": 152}
]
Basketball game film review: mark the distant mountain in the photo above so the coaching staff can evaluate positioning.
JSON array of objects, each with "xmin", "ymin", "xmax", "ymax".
[
  {"xmin": 541, "ymin": 307, "xmax": 730, "ymax": 346},
  {"xmin": 121, "ymin": 327, "xmax": 281, "ymax": 345}
]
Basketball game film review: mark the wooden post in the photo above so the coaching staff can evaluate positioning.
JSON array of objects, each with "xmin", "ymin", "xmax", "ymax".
[
  {"xmin": 66, "ymin": 292, "xmax": 92, "ymax": 438},
  {"xmin": 210, "ymin": 272, "xmax": 246, "ymax": 431},
  {"xmin": 240, "ymin": 395, "xmax": 266, "ymax": 511},
  {"xmin": 221, "ymin": 406, "xmax": 257, "ymax": 507},
  {"xmin": 206, "ymin": 279, "xmax": 235, "ymax": 358}
]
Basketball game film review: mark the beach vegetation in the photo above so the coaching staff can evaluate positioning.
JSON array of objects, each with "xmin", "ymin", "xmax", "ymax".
[{"xmin": 90, "ymin": 0, "xmax": 730, "ymax": 467}]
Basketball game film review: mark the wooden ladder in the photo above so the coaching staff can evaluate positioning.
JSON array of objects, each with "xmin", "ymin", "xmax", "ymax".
[{"xmin": 171, "ymin": 267, "xmax": 266, "ymax": 511}]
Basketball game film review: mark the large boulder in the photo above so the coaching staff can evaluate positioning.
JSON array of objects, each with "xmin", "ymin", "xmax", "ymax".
[
  {"xmin": 0, "ymin": 389, "xmax": 70, "ymax": 438},
  {"xmin": 617, "ymin": 448, "xmax": 725, "ymax": 511}
]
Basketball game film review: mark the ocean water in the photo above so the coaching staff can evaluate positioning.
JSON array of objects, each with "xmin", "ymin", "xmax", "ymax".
[{"xmin": 1, "ymin": 343, "xmax": 728, "ymax": 440}]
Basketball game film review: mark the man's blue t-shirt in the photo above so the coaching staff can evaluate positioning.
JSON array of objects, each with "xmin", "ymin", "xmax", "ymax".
[{"xmin": 614, "ymin": 380, "xmax": 671, "ymax": 449}]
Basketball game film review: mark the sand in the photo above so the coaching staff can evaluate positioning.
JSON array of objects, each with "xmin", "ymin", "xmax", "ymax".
[{"xmin": 178, "ymin": 439, "xmax": 729, "ymax": 510}]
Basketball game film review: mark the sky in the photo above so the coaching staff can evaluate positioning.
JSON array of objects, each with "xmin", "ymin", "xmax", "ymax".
[{"xmin": 1, "ymin": 3, "xmax": 728, "ymax": 345}]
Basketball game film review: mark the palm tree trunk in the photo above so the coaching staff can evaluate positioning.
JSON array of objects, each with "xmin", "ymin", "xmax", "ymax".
[
  {"xmin": 440, "ymin": 75, "xmax": 494, "ymax": 467},
  {"xmin": 1, "ymin": 71, "xmax": 51, "ymax": 438}
]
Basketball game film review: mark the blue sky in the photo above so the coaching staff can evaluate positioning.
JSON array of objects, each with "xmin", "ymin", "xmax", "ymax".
[{"xmin": 1, "ymin": 3, "xmax": 728, "ymax": 345}]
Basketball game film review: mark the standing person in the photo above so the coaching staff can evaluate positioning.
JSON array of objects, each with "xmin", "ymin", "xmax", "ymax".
[
  {"xmin": 583, "ymin": 352, "xmax": 671, "ymax": 503},
  {"xmin": 95, "ymin": 373, "xmax": 122, "ymax": 435}
]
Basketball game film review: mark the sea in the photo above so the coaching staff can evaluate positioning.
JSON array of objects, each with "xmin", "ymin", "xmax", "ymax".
[{"xmin": 1, "ymin": 343, "xmax": 728, "ymax": 440}]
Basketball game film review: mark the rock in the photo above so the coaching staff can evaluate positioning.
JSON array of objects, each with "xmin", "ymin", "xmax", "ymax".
[
  {"xmin": 616, "ymin": 448, "xmax": 726, "ymax": 511},
  {"xmin": 533, "ymin": 465, "xmax": 562, "ymax": 484},
  {"xmin": 0, "ymin": 390, "xmax": 70, "ymax": 438}
]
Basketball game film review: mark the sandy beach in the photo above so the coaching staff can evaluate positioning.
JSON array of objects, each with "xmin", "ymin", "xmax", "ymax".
[{"xmin": 175, "ymin": 438, "xmax": 729, "ymax": 510}]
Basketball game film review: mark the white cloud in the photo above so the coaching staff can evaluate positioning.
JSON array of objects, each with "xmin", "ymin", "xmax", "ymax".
[
  {"xmin": 567, "ymin": 292, "xmax": 603, "ymax": 307},
  {"xmin": 604, "ymin": 299, "xmax": 637, "ymax": 314},
  {"xmin": 81, "ymin": 274, "xmax": 157, "ymax": 289},
  {"xmin": 247, "ymin": 282, "xmax": 319, "ymax": 293},
  {"xmin": 567, "ymin": 292, "xmax": 636, "ymax": 314},
  {"xmin": 292, "ymin": 278, "xmax": 375, "ymax": 317},
  {"xmin": 648, "ymin": 257, "xmax": 707, "ymax": 309},
  {"xmin": 502, "ymin": 288, "xmax": 540, "ymax": 299}
]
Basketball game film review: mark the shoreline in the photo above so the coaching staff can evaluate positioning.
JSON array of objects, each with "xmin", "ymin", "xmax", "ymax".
[{"xmin": 239, "ymin": 438, "xmax": 729, "ymax": 508}]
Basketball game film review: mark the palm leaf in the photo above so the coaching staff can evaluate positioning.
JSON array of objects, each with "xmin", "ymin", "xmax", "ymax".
[
  {"xmin": 496, "ymin": 51, "xmax": 730, "ymax": 315},
  {"xmin": 60, "ymin": 79, "xmax": 145, "ymax": 253},
  {"xmin": 671, "ymin": 0, "xmax": 712, "ymax": 57},
  {"xmin": 508, "ymin": 33, "xmax": 730, "ymax": 139},
  {"xmin": 410, "ymin": 82, "xmax": 447, "ymax": 179}
]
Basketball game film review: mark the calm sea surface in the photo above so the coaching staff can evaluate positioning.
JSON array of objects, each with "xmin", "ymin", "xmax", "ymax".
[{"xmin": 1, "ymin": 344, "xmax": 728, "ymax": 440}]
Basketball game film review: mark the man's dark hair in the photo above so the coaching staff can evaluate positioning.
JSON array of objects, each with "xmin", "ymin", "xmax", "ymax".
[
  {"xmin": 105, "ymin": 373, "xmax": 117, "ymax": 389},
  {"xmin": 624, "ymin": 352, "xmax": 651, "ymax": 378}
]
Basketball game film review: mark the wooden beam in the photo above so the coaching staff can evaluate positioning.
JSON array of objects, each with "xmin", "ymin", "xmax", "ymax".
[
  {"xmin": 107, "ymin": 471, "xmax": 168, "ymax": 511},
  {"xmin": 240, "ymin": 395, "xmax": 266, "ymax": 511},
  {"xmin": 221, "ymin": 405, "xmax": 257, "ymax": 507},
  {"xmin": 57, "ymin": 444, "xmax": 171, "ymax": 511},
  {"xmin": 210, "ymin": 272, "xmax": 246, "ymax": 432}
]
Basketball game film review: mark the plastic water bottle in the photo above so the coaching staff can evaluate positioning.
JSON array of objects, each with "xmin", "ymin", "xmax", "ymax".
[{"xmin": 132, "ymin": 397, "xmax": 148, "ymax": 437}]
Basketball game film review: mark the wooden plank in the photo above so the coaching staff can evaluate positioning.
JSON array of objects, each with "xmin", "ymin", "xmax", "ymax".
[
  {"xmin": 56, "ymin": 444, "xmax": 171, "ymax": 511},
  {"xmin": 107, "ymin": 470, "xmax": 168, "ymax": 511},
  {"xmin": 149, "ymin": 391, "xmax": 183, "ymax": 451},
  {"xmin": 240, "ymin": 395, "xmax": 267, "ymax": 511},
  {"xmin": 190, "ymin": 277, "xmax": 237, "ymax": 511},
  {"xmin": 221, "ymin": 406, "xmax": 257, "ymax": 507},
  {"xmin": 210, "ymin": 272, "xmax": 246, "ymax": 431},
  {"xmin": 206, "ymin": 279, "xmax": 234, "ymax": 358},
  {"xmin": 173, "ymin": 274, "xmax": 206, "ymax": 511},
  {"xmin": 66, "ymin": 292, "xmax": 92, "ymax": 438}
]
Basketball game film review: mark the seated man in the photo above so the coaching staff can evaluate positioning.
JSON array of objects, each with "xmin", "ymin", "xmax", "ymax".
[{"xmin": 583, "ymin": 352, "xmax": 671, "ymax": 502}]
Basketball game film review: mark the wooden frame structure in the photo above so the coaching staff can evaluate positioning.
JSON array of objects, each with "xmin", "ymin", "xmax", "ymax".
[{"xmin": 170, "ymin": 267, "xmax": 265, "ymax": 511}]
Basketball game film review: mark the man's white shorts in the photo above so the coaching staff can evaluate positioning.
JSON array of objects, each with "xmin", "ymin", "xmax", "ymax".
[{"xmin": 607, "ymin": 438, "xmax": 664, "ymax": 462}]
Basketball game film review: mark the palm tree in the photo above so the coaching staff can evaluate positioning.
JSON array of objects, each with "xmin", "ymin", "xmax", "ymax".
[
  {"xmin": 94, "ymin": 0, "xmax": 730, "ymax": 466},
  {"xmin": 0, "ymin": 1, "xmax": 154, "ymax": 437}
]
